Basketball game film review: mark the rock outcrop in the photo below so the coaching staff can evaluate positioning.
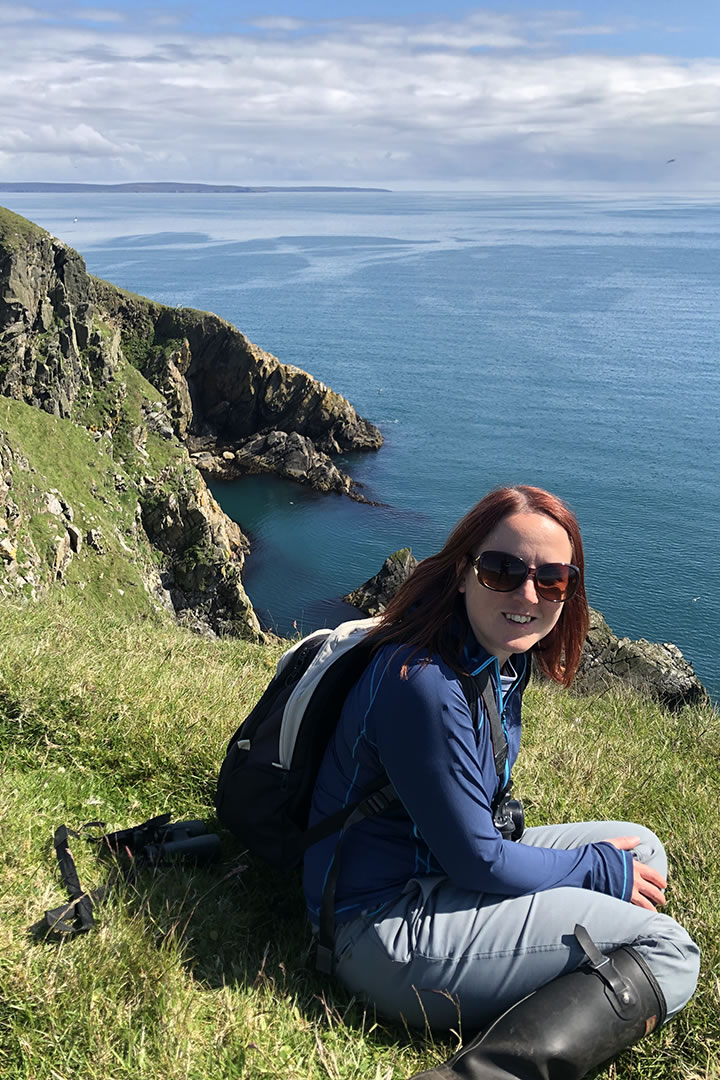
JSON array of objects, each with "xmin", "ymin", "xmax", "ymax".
[
  {"xmin": 0, "ymin": 430, "xmax": 39, "ymax": 594},
  {"xmin": 344, "ymin": 550, "xmax": 708, "ymax": 710},
  {"xmin": 572, "ymin": 607, "xmax": 707, "ymax": 710},
  {"xmin": 189, "ymin": 429, "xmax": 371, "ymax": 499},
  {"xmin": 343, "ymin": 548, "xmax": 418, "ymax": 613},
  {"xmin": 91, "ymin": 281, "xmax": 382, "ymax": 492},
  {"xmin": 139, "ymin": 467, "xmax": 261, "ymax": 639}
]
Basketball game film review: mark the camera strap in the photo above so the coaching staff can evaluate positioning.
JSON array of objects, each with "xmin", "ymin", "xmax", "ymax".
[
  {"xmin": 35, "ymin": 813, "xmax": 182, "ymax": 939},
  {"xmin": 480, "ymin": 674, "xmax": 510, "ymax": 788},
  {"xmin": 459, "ymin": 668, "xmax": 510, "ymax": 795}
]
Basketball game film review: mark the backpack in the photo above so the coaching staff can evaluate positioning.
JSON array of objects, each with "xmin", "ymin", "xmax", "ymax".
[
  {"xmin": 215, "ymin": 618, "xmax": 385, "ymax": 872},
  {"xmin": 214, "ymin": 616, "xmax": 528, "ymax": 971}
]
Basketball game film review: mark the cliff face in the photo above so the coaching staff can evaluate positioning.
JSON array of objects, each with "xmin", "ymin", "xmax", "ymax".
[
  {"xmin": 136, "ymin": 299, "xmax": 379, "ymax": 450},
  {"xmin": 0, "ymin": 212, "xmax": 120, "ymax": 416},
  {"xmin": 92, "ymin": 281, "xmax": 381, "ymax": 496},
  {"xmin": 0, "ymin": 206, "xmax": 381, "ymax": 636}
]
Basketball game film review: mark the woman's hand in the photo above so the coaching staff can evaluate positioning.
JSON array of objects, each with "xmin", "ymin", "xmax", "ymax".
[{"xmin": 604, "ymin": 836, "xmax": 668, "ymax": 910}]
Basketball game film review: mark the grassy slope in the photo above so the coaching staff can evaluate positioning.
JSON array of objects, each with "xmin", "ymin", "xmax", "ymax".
[
  {"xmin": 0, "ymin": 591, "xmax": 718, "ymax": 1080},
  {"xmin": 0, "ymin": 364, "xmax": 196, "ymax": 612},
  {"xmin": 3, "ymin": 398, "xmax": 136, "ymax": 609},
  {"xmin": 0, "ymin": 206, "xmax": 50, "ymax": 250}
]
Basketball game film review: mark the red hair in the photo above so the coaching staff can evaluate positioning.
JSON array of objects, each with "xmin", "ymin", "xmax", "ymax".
[{"xmin": 366, "ymin": 485, "xmax": 589, "ymax": 686}]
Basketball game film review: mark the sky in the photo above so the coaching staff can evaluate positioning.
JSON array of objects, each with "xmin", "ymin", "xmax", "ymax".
[{"xmin": 1, "ymin": 1, "xmax": 719, "ymax": 187}]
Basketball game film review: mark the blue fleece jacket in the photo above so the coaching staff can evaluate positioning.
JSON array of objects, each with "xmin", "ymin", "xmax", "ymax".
[{"xmin": 303, "ymin": 637, "xmax": 633, "ymax": 924}]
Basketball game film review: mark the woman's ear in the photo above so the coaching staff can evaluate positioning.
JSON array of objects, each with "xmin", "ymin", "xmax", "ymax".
[{"xmin": 456, "ymin": 556, "xmax": 469, "ymax": 594}]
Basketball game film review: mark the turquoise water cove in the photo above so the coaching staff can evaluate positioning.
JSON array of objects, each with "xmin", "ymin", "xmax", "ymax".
[{"xmin": 4, "ymin": 190, "xmax": 717, "ymax": 697}]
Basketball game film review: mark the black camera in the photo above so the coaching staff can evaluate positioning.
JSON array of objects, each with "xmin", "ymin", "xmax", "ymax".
[
  {"xmin": 143, "ymin": 820, "xmax": 221, "ymax": 864},
  {"xmin": 100, "ymin": 815, "xmax": 221, "ymax": 865},
  {"xmin": 493, "ymin": 794, "xmax": 525, "ymax": 842}
]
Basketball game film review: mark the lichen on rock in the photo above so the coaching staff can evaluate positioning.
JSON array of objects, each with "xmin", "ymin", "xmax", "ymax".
[{"xmin": 139, "ymin": 464, "xmax": 261, "ymax": 640}]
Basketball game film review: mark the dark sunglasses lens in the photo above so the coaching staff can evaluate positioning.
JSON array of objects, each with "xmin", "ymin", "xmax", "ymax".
[
  {"xmin": 535, "ymin": 564, "xmax": 580, "ymax": 602},
  {"xmin": 477, "ymin": 551, "xmax": 528, "ymax": 592}
]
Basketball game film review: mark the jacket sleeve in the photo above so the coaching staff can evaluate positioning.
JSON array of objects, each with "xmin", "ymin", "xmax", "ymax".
[{"xmin": 369, "ymin": 652, "xmax": 633, "ymax": 902}]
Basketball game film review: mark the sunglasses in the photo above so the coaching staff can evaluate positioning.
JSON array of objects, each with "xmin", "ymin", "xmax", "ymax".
[{"xmin": 472, "ymin": 550, "xmax": 580, "ymax": 603}]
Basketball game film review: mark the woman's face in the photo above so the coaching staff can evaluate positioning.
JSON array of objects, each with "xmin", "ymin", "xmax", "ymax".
[{"xmin": 458, "ymin": 511, "xmax": 573, "ymax": 665}]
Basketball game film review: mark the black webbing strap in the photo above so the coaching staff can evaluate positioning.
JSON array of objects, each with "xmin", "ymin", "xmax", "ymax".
[
  {"xmin": 42, "ymin": 825, "xmax": 105, "ymax": 936},
  {"xmin": 315, "ymin": 780, "xmax": 396, "ymax": 975},
  {"xmin": 460, "ymin": 667, "xmax": 509, "ymax": 785},
  {"xmin": 300, "ymin": 795, "xmax": 387, "ymax": 853},
  {"xmin": 40, "ymin": 815, "xmax": 174, "ymax": 938}
]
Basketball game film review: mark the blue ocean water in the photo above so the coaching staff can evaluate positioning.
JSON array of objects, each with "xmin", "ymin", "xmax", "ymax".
[{"xmin": 3, "ymin": 190, "xmax": 717, "ymax": 697}]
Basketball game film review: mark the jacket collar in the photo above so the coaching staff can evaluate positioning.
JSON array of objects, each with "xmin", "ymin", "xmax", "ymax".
[{"xmin": 461, "ymin": 625, "xmax": 525, "ymax": 687}]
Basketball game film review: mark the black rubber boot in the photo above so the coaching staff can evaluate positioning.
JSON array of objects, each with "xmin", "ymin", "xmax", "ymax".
[{"xmin": 409, "ymin": 924, "xmax": 667, "ymax": 1080}]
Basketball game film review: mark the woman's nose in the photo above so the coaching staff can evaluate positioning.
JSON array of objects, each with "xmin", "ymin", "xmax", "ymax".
[{"xmin": 517, "ymin": 573, "xmax": 541, "ymax": 603}]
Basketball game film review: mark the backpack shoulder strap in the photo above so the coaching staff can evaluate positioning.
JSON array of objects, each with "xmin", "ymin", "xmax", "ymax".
[
  {"xmin": 315, "ymin": 778, "xmax": 396, "ymax": 975},
  {"xmin": 276, "ymin": 618, "xmax": 379, "ymax": 771},
  {"xmin": 459, "ymin": 653, "xmax": 530, "ymax": 788}
]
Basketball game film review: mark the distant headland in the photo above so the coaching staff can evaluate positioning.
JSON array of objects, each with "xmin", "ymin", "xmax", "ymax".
[{"xmin": 0, "ymin": 182, "xmax": 391, "ymax": 194}]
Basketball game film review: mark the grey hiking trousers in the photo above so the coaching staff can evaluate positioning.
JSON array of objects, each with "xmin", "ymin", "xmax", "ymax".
[{"xmin": 333, "ymin": 821, "xmax": 700, "ymax": 1031}]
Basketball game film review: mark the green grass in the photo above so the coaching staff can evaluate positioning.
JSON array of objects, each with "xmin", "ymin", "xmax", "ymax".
[
  {"xmin": 0, "ymin": 396, "xmax": 164, "ymax": 616},
  {"xmin": 0, "ymin": 383, "xmax": 205, "ymax": 619},
  {"xmin": 0, "ymin": 593, "xmax": 718, "ymax": 1080},
  {"xmin": 0, "ymin": 206, "xmax": 52, "ymax": 251}
]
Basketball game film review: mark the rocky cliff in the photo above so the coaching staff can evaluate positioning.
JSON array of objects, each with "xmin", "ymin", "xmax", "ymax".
[
  {"xmin": 0, "ymin": 207, "xmax": 381, "ymax": 495},
  {"xmin": 0, "ymin": 394, "xmax": 263, "ymax": 639},
  {"xmin": 0, "ymin": 210, "xmax": 120, "ymax": 416},
  {"xmin": 0, "ymin": 206, "xmax": 382, "ymax": 637},
  {"xmin": 93, "ymin": 284, "xmax": 381, "ymax": 454}
]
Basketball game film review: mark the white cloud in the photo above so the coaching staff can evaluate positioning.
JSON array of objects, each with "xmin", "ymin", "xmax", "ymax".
[
  {"xmin": 0, "ymin": 9, "xmax": 718, "ymax": 183},
  {"xmin": 69, "ymin": 7, "xmax": 125, "ymax": 23},
  {"xmin": 0, "ymin": 122, "xmax": 136, "ymax": 155},
  {"xmin": 0, "ymin": 4, "xmax": 42, "ymax": 21},
  {"xmin": 248, "ymin": 16, "xmax": 306, "ymax": 32}
]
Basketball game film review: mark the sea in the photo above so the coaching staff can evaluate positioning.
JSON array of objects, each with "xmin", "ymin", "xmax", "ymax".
[{"xmin": 2, "ymin": 189, "xmax": 718, "ymax": 699}]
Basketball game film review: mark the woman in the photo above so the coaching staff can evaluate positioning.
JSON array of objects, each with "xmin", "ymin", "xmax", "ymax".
[{"xmin": 303, "ymin": 485, "xmax": 699, "ymax": 1080}]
